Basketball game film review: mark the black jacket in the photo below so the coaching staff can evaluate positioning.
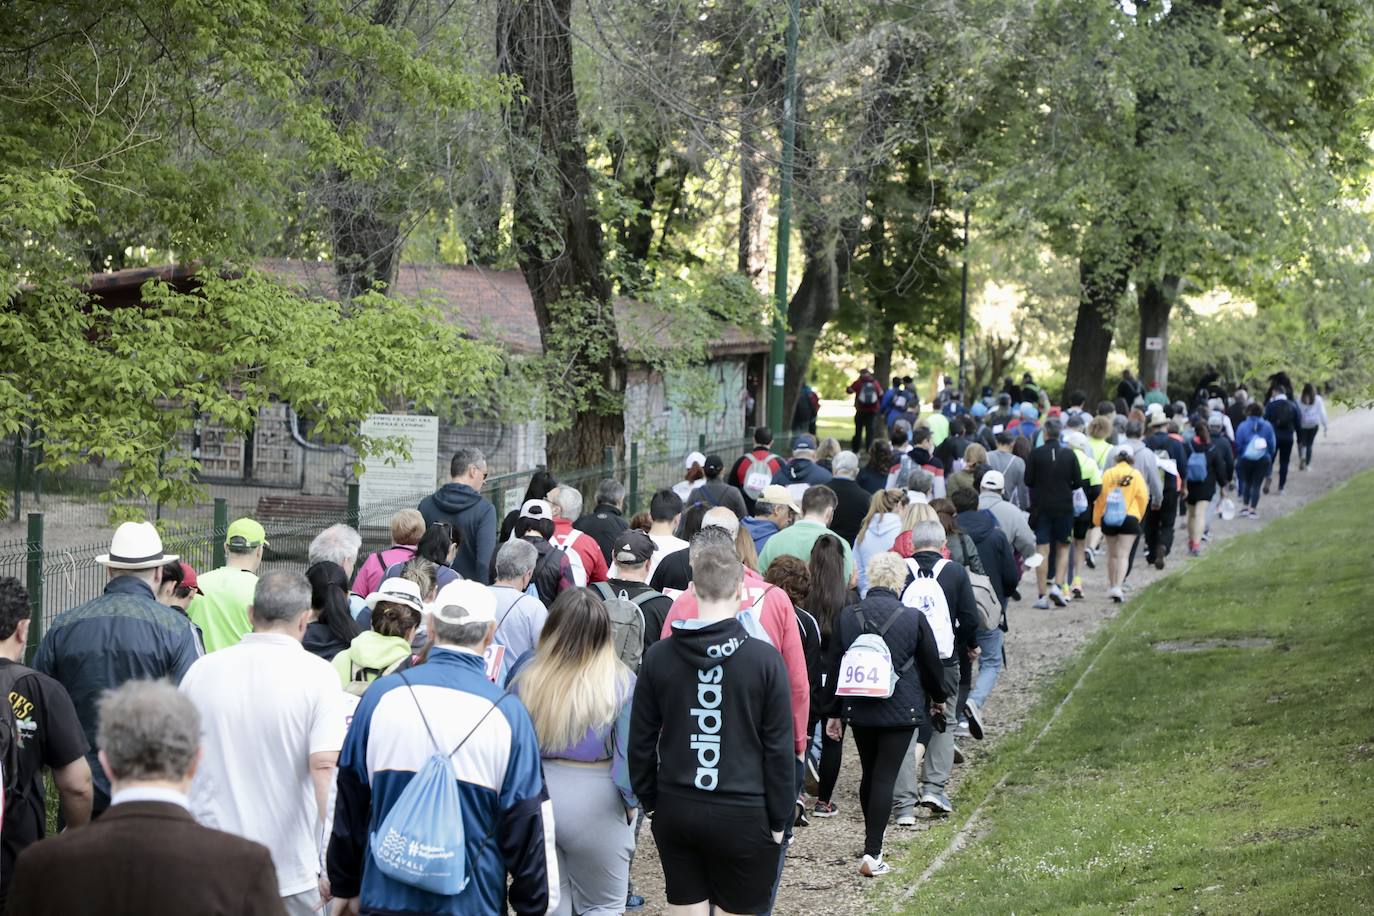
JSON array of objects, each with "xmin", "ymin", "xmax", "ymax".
[
  {"xmin": 955, "ymin": 509, "xmax": 1020, "ymax": 615},
  {"xmin": 827, "ymin": 477, "xmax": 872, "ymax": 545},
  {"xmin": 649, "ymin": 548, "xmax": 693, "ymax": 594},
  {"xmin": 935, "ymin": 434, "xmax": 971, "ymax": 473},
  {"xmin": 573, "ymin": 504, "xmax": 630, "ymax": 564},
  {"xmin": 904, "ymin": 551, "xmax": 980, "ymax": 654},
  {"xmin": 683, "ymin": 481, "xmax": 748, "ymax": 519},
  {"xmin": 829, "ymin": 588, "xmax": 947, "ymax": 728},
  {"xmin": 418, "ymin": 483, "xmax": 497, "ymax": 583},
  {"xmin": 1184, "ymin": 439, "xmax": 1231, "ymax": 503},
  {"xmin": 1024, "ymin": 440, "xmax": 1087, "ymax": 517},
  {"xmin": 629, "ymin": 617, "xmax": 795, "ymax": 833}
]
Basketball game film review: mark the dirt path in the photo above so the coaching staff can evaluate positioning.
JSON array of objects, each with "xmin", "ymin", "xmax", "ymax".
[{"xmin": 627, "ymin": 408, "xmax": 1374, "ymax": 914}]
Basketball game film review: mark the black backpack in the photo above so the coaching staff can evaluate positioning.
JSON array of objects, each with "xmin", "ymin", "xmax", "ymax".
[
  {"xmin": 0, "ymin": 662, "xmax": 31, "ymax": 799},
  {"xmin": 1272, "ymin": 400, "xmax": 1297, "ymax": 433}
]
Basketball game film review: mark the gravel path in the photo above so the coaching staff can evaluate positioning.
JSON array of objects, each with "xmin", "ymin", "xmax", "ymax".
[{"xmin": 628, "ymin": 408, "xmax": 1374, "ymax": 914}]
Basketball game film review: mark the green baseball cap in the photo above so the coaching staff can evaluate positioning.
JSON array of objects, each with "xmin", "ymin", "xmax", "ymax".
[{"xmin": 225, "ymin": 517, "xmax": 269, "ymax": 549}]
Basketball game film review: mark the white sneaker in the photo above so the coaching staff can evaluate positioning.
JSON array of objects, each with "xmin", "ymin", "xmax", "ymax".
[
  {"xmin": 1108, "ymin": 586, "xmax": 1124, "ymax": 603},
  {"xmin": 1033, "ymin": 596, "xmax": 1050, "ymax": 610},
  {"xmin": 1048, "ymin": 583, "xmax": 1067, "ymax": 607},
  {"xmin": 953, "ymin": 720, "xmax": 972, "ymax": 738},
  {"xmin": 895, "ymin": 813, "xmax": 917, "ymax": 827},
  {"xmin": 860, "ymin": 854, "xmax": 892, "ymax": 877}
]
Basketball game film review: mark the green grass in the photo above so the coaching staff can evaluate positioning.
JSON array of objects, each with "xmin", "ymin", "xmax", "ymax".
[{"xmin": 882, "ymin": 469, "xmax": 1374, "ymax": 914}]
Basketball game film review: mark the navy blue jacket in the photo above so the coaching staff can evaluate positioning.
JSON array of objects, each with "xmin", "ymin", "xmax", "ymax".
[
  {"xmin": 1144, "ymin": 432, "xmax": 1190, "ymax": 494},
  {"xmin": 419, "ymin": 483, "xmax": 497, "ymax": 584},
  {"xmin": 954, "ymin": 509, "xmax": 1020, "ymax": 616},
  {"xmin": 771, "ymin": 458, "xmax": 832, "ymax": 488},
  {"xmin": 35, "ymin": 576, "xmax": 199, "ymax": 807},
  {"xmin": 327, "ymin": 648, "xmax": 555, "ymax": 916},
  {"xmin": 830, "ymin": 588, "xmax": 947, "ymax": 728}
]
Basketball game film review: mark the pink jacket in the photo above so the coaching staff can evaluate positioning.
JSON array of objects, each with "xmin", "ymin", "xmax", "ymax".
[
  {"xmin": 352, "ymin": 545, "xmax": 417, "ymax": 598},
  {"xmin": 661, "ymin": 567, "xmax": 810, "ymax": 755}
]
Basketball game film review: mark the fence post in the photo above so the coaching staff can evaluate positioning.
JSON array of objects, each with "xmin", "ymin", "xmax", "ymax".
[
  {"xmin": 628, "ymin": 442, "xmax": 640, "ymax": 514},
  {"xmin": 212, "ymin": 497, "xmax": 228, "ymax": 569},
  {"xmin": 24, "ymin": 513, "xmax": 42, "ymax": 663},
  {"xmin": 346, "ymin": 483, "xmax": 360, "ymax": 530},
  {"xmin": 602, "ymin": 446, "xmax": 615, "ymax": 481},
  {"xmin": 10, "ymin": 436, "xmax": 21, "ymax": 523},
  {"xmin": 698, "ymin": 433, "xmax": 706, "ymax": 454}
]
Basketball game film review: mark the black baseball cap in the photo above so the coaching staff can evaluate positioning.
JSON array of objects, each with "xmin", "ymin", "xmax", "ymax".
[{"xmin": 613, "ymin": 529, "xmax": 657, "ymax": 566}]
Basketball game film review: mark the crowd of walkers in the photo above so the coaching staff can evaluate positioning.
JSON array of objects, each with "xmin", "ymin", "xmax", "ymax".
[{"xmin": 0, "ymin": 369, "xmax": 1329, "ymax": 914}]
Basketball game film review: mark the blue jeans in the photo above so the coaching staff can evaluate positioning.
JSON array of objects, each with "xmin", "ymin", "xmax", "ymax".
[
  {"xmin": 967, "ymin": 626, "xmax": 1005, "ymax": 711},
  {"xmin": 1237, "ymin": 457, "xmax": 1271, "ymax": 509}
]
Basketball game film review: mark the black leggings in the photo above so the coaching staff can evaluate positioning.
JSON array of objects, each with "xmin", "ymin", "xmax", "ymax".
[
  {"xmin": 850, "ymin": 724, "xmax": 915, "ymax": 858},
  {"xmin": 1273, "ymin": 435, "xmax": 1295, "ymax": 490},
  {"xmin": 818, "ymin": 721, "xmax": 844, "ymax": 804},
  {"xmin": 1298, "ymin": 427, "xmax": 1318, "ymax": 466}
]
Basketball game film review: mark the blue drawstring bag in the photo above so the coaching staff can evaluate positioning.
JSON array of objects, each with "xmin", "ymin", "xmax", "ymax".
[{"xmin": 369, "ymin": 675, "xmax": 505, "ymax": 895}]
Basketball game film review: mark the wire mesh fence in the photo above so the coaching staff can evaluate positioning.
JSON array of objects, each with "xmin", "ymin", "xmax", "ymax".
[{"xmin": 3, "ymin": 432, "xmax": 755, "ymax": 658}]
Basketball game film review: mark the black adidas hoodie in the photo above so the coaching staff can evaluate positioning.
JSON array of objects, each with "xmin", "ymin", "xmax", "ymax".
[{"xmin": 629, "ymin": 616, "xmax": 795, "ymax": 833}]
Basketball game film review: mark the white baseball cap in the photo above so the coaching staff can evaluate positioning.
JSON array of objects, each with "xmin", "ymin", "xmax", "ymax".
[
  {"xmin": 429, "ymin": 579, "xmax": 498, "ymax": 624},
  {"xmin": 980, "ymin": 470, "xmax": 1005, "ymax": 492},
  {"xmin": 365, "ymin": 577, "xmax": 425, "ymax": 613},
  {"xmin": 520, "ymin": 499, "xmax": 554, "ymax": 520},
  {"xmin": 683, "ymin": 451, "xmax": 706, "ymax": 470}
]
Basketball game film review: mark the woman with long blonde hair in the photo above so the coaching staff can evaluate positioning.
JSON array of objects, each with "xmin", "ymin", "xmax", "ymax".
[
  {"xmin": 513, "ymin": 588, "xmax": 637, "ymax": 915},
  {"xmin": 947, "ymin": 442, "xmax": 988, "ymax": 496},
  {"xmin": 853, "ymin": 488, "xmax": 909, "ymax": 596}
]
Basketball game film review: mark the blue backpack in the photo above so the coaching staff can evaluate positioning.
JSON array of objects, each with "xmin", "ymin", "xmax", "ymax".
[
  {"xmin": 370, "ymin": 675, "xmax": 507, "ymax": 895},
  {"xmin": 1185, "ymin": 447, "xmax": 1209, "ymax": 483},
  {"xmin": 1103, "ymin": 488, "xmax": 1127, "ymax": 527}
]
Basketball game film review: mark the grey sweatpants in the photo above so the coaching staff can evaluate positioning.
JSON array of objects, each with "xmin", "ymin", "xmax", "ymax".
[
  {"xmin": 893, "ymin": 661, "xmax": 959, "ymax": 814},
  {"xmin": 545, "ymin": 760, "xmax": 635, "ymax": 916}
]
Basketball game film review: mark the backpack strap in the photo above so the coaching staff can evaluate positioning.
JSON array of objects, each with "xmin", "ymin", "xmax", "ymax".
[
  {"xmin": 591, "ymin": 581, "xmax": 614, "ymax": 602},
  {"xmin": 629, "ymin": 589, "xmax": 661, "ymax": 609},
  {"xmin": 398, "ymin": 672, "xmax": 509, "ymax": 758}
]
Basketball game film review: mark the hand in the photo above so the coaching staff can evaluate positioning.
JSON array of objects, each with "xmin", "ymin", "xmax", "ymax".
[
  {"xmin": 331, "ymin": 899, "xmax": 360, "ymax": 916},
  {"xmin": 771, "ymin": 829, "xmax": 785, "ymax": 844},
  {"xmin": 625, "ymin": 806, "xmax": 637, "ymax": 826},
  {"xmin": 967, "ymin": 645, "xmax": 981, "ymax": 659},
  {"xmin": 825, "ymin": 718, "xmax": 843, "ymax": 741},
  {"xmin": 315, "ymin": 875, "xmax": 332, "ymax": 910}
]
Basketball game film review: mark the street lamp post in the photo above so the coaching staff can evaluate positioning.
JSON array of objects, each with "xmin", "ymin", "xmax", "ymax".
[
  {"xmin": 767, "ymin": 0, "xmax": 799, "ymax": 435},
  {"xmin": 957, "ymin": 200, "xmax": 970, "ymax": 394}
]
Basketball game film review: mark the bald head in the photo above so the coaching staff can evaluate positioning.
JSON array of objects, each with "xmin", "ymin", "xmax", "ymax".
[{"xmin": 702, "ymin": 506, "xmax": 740, "ymax": 537}]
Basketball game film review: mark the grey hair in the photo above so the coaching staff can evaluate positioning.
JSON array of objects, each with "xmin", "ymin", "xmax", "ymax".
[
  {"xmin": 702, "ymin": 506, "xmax": 740, "ymax": 536},
  {"xmin": 549, "ymin": 485, "xmax": 583, "ymax": 520},
  {"xmin": 904, "ymin": 467, "xmax": 934, "ymax": 495},
  {"xmin": 1043, "ymin": 417, "xmax": 1063, "ymax": 440},
  {"xmin": 309, "ymin": 524, "xmax": 362, "ymax": 568},
  {"xmin": 450, "ymin": 446, "xmax": 486, "ymax": 479},
  {"xmin": 430, "ymin": 616, "xmax": 490, "ymax": 648},
  {"xmin": 493, "ymin": 538, "xmax": 539, "ymax": 582},
  {"xmin": 97, "ymin": 680, "xmax": 200, "ymax": 782},
  {"xmin": 688, "ymin": 527, "xmax": 743, "ymax": 602},
  {"xmin": 910, "ymin": 520, "xmax": 947, "ymax": 552},
  {"xmin": 832, "ymin": 450, "xmax": 860, "ymax": 478},
  {"xmin": 1125, "ymin": 419, "xmax": 1145, "ymax": 439},
  {"xmin": 251, "ymin": 570, "xmax": 312, "ymax": 625},
  {"xmin": 595, "ymin": 478, "xmax": 625, "ymax": 508}
]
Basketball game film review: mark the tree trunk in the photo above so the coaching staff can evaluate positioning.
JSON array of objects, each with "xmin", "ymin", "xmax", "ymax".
[
  {"xmin": 1063, "ymin": 253, "xmax": 1128, "ymax": 403},
  {"xmin": 498, "ymin": 0, "xmax": 625, "ymax": 470},
  {"xmin": 330, "ymin": 184, "xmax": 402, "ymax": 299},
  {"xmin": 782, "ymin": 228, "xmax": 840, "ymax": 429},
  {"xmin": 1137, "ymin": 273, "xmax": 1180, "ymax": 394}
]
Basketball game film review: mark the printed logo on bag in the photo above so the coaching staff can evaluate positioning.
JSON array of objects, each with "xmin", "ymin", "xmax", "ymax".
[{"xmin": 691, "ymin": 665, "xmax": 723, "ymax": 790}]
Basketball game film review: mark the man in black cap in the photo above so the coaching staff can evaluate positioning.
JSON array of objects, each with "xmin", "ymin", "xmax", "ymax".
[
  {"xmin": 595, "ymin": 530, "xmax": 673, "ymax": 654},
  {"xmin": 683, "ymin": 454, "xmax": 747, "ymax": 519}
]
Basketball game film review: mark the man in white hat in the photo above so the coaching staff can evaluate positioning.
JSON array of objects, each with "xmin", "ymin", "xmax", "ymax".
[
  {"xmin": 976, "ymin": 469, "xmax": 1037, "ymax": 565},
  {"xmin": 35, "ymin": 521, "xmax": 200, "ymax": 816},
  {"xmin": 742, "ymin": 484, "xmax": 799, "ymax": 554},
  {"xmin": 180, "ymin": 570, "xmax": 346, "ymax": 916}
]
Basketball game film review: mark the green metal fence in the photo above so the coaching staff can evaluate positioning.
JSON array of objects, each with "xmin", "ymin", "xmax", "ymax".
[{"xmin": 2, "ymin": 433, "xmax": 754, "ymax": 661}]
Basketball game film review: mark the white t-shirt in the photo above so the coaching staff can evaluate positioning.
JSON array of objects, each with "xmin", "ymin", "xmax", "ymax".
[
  {"xmin": 647, "ymin": 532, "xmax": 690, "ymax": 579},
  {"xmin": 182, "ymin": 632, "xmax": 347, "ymax": 896}
]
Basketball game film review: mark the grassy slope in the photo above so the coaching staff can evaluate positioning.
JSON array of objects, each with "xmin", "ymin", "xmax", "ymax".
[{"xmin": 883, "ymin": 470, "xmax": 1374, "ymax": 914}]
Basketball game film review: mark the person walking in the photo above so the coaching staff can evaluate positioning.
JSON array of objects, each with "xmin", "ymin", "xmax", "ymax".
[
  {"xmin": 853, "ymin": 489, "xmax": 909, "ymax": 597},
  {"xmin": 728, "ymin": 427, "xmax": 786, "ymax": 513},
  {"xmin": 490, "ymin": 539, "xmax": 550, "ymax": 662},
  {"xmin": 181, "ymin": 571, "xmax": 345, "ymax": 916},
  {"xmin": 950, "ymin": 485, "xmax": 1019, "ymax": 736},
  {"xmin": 985, "ymin": 432, "xmax": 1027, "ymax": 511},
  {"xmin": 827, "ymin": 551, "xmax": 947, "ymax": 876},
  {"xmin": 771, "ymin": 434, "xmax": 834, "ymax": 496},
  {"xmin": 332, "ymin": 578, "xmax": 424, "ymax": 691},
  {"xmin": 596, "ymin": 529, "xmax": 674, "ymax": 656},
  {"xmin": 682, "ymin": 455, "xmax": 749, "ymax": 519},
  {"xmin": 6, "ymin": 681, "xmax": 289, "ymax": 916},
  {"xmin": 1023, "ymin": 417, "xmax": 1087, "ymax": 608},
  {"xmin": 498, "ymin": 470, "xmax": 560, "ymax": 545},
  {"xmin": 848, "ymin": 368, "xmax": 884, "ymax": 451},
  {"xmin": 574, "ymin": 479, "xmax": 631, "ymax": 564},
  {"xmin": 550, "ymin": 486, "xmax": 611, "ymax": 586},
  {"xmin": 34, "ymin": 522, "xmax": 199, "ymax": 817},
  {"xmin": 826, "ymin": 451, "xmax": 874, "ymax": 543},
  {"xmin": 512, "ymin": 588, "xmax": 637, "ymax": 916},
  {"xmin": 1297, "ymin": 383, "xmax": 1328, "ymax": 471},
  {"xmin": 795, "ymin": 538, "xmax": 849, "ymax": 820},
  {"xmin": 1094, "ymin": 452, "xmax": 1150, "ymax": 601},
  {"xmin": 629, "ymin": 536, "xmax": 794, "ymax": 915},
  {"xmin": 419, "ymin": 447, "xmax": 497, "ymax": 583},
  {"xmin": 742, "ymin": 485, "xmax": 800, "ymax": 553},
  {"xmin": 1183, "ymin": 424, "xmax": 1229, "ymax": 556},
  {"xmin": 757, "ymin": 485, "xmax": 856, "ymax": 584},
  {"xmin": 976, "ymin": 470, "xmax": 1037, "ymax": 568},
  {"xmin": 353, "ymin": 510, "xmax": 425, "ymax": 599},
  {"xmin": 327, "ymin": 591, "xmax": 557, "ymax": 915},
  {"xmin": 0, "ymin": 578, "xmax": 93, "ymax": 906},
  {"xmin": 381, "ymin": 522, "xmax": 462, "ymax": 593},
  {"xmin": 1234, "ymin": 403, "xmax": 1277, "ymax": 518},
  {"xmin": 1063, "ymin": 430, "xmax": 1103, "ymax": 599},
  {"xmin": 513, "ymin": 499, "xmax": 578, "ymax": 604},
  {"xmin": 1142, "ymin": 411, "xmax": 1187, "ymax": 570},
  {"xmin": 303, "ymin": 561, "xmax": 362, "ymax": 661},
  {"xmin": 1263, "ymin": 385, "xmax": 1301, "ymax": 494},
  {"xmin": 188, "ymin": 517, "xmax": 267, "ymax": 652}
]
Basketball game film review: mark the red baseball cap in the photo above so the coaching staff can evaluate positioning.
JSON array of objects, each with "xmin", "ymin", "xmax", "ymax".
[{"xmin": 177, "ymin": 562, "xmax": 200, "ymax": 593}]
